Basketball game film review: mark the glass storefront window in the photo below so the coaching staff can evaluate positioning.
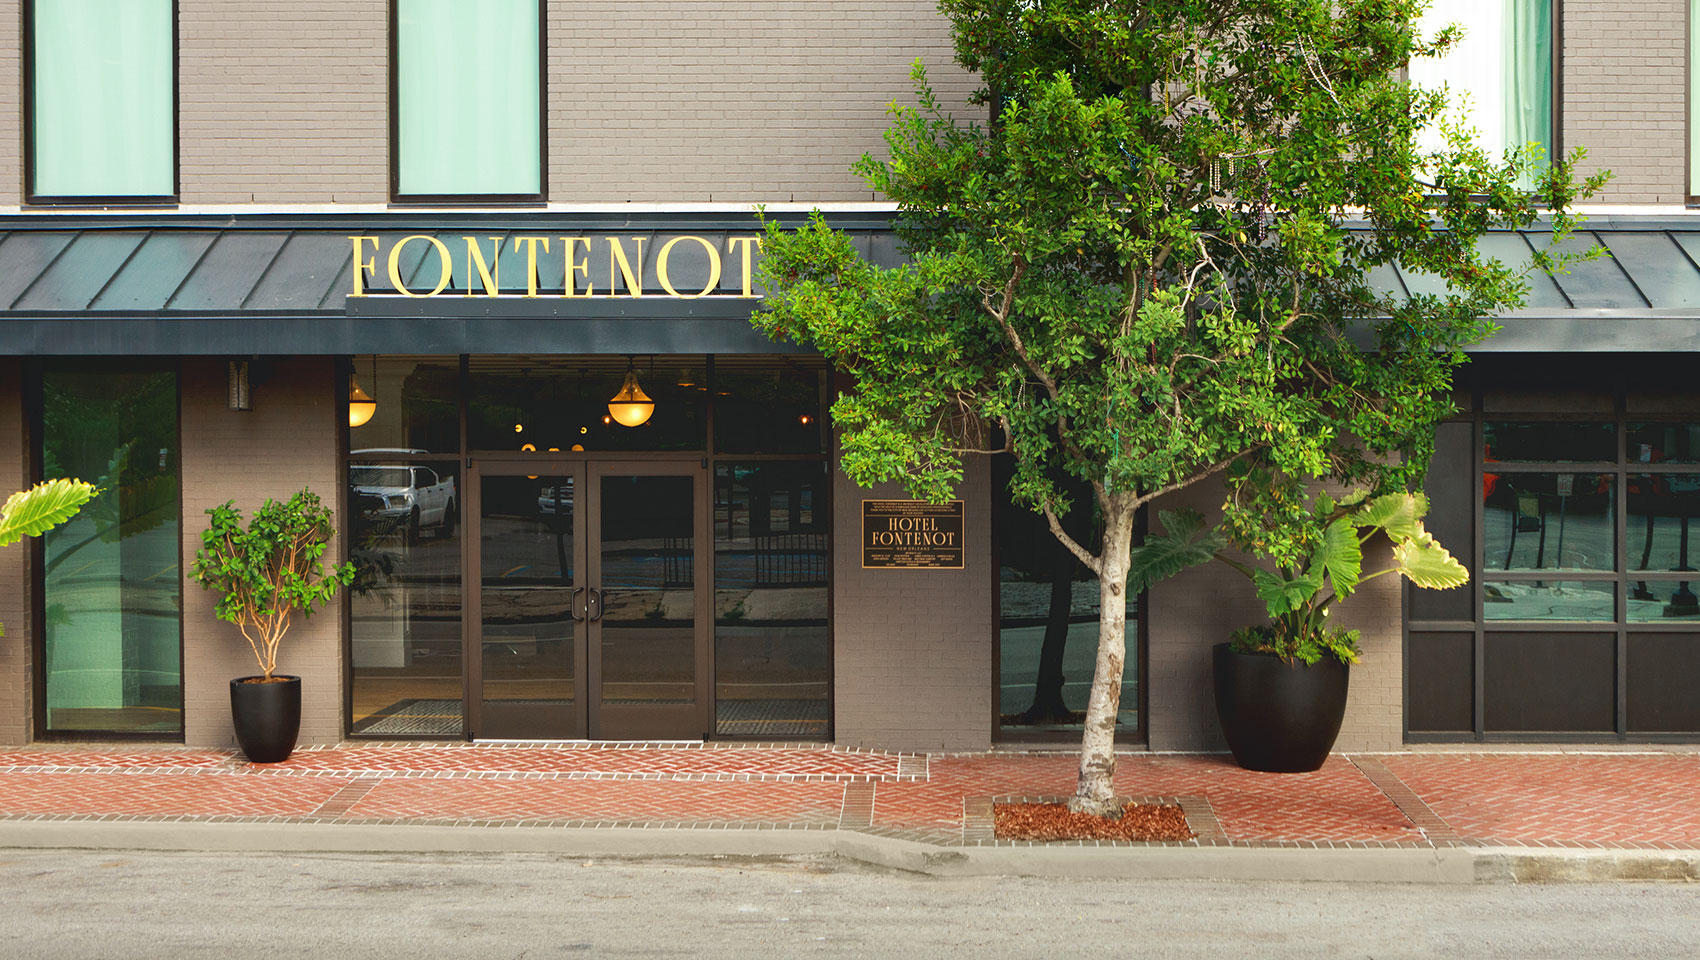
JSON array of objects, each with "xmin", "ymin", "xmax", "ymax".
[
  {"xmin": 1483, "ymin": 472, "xmax": 1614, "ymax": 571},
  {"xmin": 348, "ymin": 460, "xmax": 463, "ymax": 736},
  {"xmin": 347, "ymin": 357, "xmax": 461, "ymax": 454},
  {"xmin": 468, "ymin": 356, "xmax": 706, "ymax": 453},
  {"xmin": 713, "ymin": 362, "xmax": 828, "ymax": 455},
  {"xmin": 994, "ymin": 456, "xmax": 1136, "ymax": 736},
  {"xmin": 713, "ymin": 462, "xmax": 830, "ymax": 738},
  {"xmin": 1626, "ymin": 580, "xmax": 1700, "ymax": 622},
  {"xmin": 40, "ymin": 361, "xmax": 181, "ymax": 734},
  {"xmin": 1482, "ymin": 579, "xmax": 1615, "ymax": 622},
  {"xmin": 1628, "ymin": 474, "xmax": 1700, "ymax": 572},
  {"xmin": 1627, "ymin": 423, "xmax": 1700, "ymax": 464},
  {"xmin": 1484, "ymin": 421, "xmax": 1615, "ymax": 462}
]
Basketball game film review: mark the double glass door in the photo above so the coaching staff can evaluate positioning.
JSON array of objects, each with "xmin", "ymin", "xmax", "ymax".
[{"xmin": 467, "ymin": 458, "xmax": 708, "ymax": 740}]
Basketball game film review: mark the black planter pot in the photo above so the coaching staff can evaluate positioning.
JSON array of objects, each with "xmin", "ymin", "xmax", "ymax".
[
  {"xmin": 1212, "ymin": 643, "xmax": 1349, "ymax": 773},
  {"xmin": 230, "ymin": 675, "xmax": 301, "ymax": 763}
]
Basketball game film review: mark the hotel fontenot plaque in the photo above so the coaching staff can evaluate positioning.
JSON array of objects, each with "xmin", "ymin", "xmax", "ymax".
[{"xmin": 861, "ymin": 500, "xmax": 964, "ymax": 569}]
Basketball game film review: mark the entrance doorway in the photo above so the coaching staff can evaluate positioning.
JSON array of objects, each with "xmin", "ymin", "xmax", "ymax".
[{"xmin": 466, "ymin": 457, "xmax": 709, "ymax": 740}]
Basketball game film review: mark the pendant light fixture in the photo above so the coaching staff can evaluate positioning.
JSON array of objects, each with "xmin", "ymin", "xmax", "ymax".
[
  {"xmin": 348, "ymin": 355, "xmax": 377, "ymax": 428},
  {"xmin": 607, "ymin": 356, "xmax": 655, "ymax": 427}
]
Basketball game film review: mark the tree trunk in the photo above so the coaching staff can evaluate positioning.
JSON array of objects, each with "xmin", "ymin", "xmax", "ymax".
[
  {"xmin": 1067, "ymin": 491, "xmax": 1137, "ymax": 817},
  {"xmin": 1018, "ymin": 550, "xmax": 1076, "ymax": 724}
]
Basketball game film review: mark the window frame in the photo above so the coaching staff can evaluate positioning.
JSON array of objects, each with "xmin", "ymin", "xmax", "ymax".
[
  {"xmin": 21, "ymin": 0, "xmax": 181, "ymax": 206},
  {"xmin": 28, "ymin": 357, "xmax": 186, "ymax": 741},
  {"xmin": 1406, "ymin": 368, "xmax": 1700, "ymax": 743},
  {"xmin": 387, "ymin": 0, "xmax": 549, "ymax": 205},
  {"xmin": 1412, "ymin": 0, "xmax": 1564, "ymax": 188}
]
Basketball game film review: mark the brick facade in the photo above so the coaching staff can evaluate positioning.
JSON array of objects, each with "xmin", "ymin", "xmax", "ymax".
[
  {"xmin": 1562, "ymin": 0, "xmax": 1689, "ymax": 204},
  {"xmin": 0, "ymin": 0, "xmax": 974, "ymax": 207},
  {"xmin": 179, "ymin": 358, "xmax": 343, "ymax": 748},
  {"xmin": 1146, "ymin": 480, "xmax": 1405, "ymax": 753},
  {"xmin": 0, "ymin": 359, "xmax": 30, "ymax": 745},
  {"xmin": 832, "ymin": 457, "xmax": 993, "ymax": 752}
]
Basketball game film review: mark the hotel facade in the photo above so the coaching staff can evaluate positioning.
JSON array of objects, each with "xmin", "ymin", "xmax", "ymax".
[{"xmin": 1, "ymin": 0, "xmax": 1697, "ymax": 753}]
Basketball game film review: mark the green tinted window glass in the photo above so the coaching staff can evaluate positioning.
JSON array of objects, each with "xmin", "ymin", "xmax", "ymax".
[
  {"xmin": 30, "ymin": 0, "xmax": 173, "ymax": 198},
  {"xmin": 41, "ymin": 361, "xmax": 181, "ymax": 734},
  {"xmin": 396, "ymin": 0, "xmax": 540, "ymax": 197}
]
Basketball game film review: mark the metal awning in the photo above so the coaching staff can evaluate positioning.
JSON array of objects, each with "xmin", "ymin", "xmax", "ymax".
[{"xmin": 3, "ymin": 211, "xmax": 1700, "ymax": 355}]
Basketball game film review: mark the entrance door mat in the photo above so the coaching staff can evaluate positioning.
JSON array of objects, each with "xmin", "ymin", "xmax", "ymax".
[
  {"xmin": 715, "ymin": 699, "xmax": 829, "ymax": 739},
  {"xmin": 354, "ymin": 699, "xmax": 465, "ymax": 736}
]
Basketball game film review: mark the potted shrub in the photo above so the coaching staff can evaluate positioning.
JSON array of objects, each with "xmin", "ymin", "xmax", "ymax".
[
  {"xmin": 1134, "ymin": 491, "xmax": 1467, "ymax": 772},
  {"xmin": 189, "ymin": 489, "xmax": 353, "ymax": 763},
  {"xmin": 0, "ymin": 478, "xmax": 99, "ymax": 637}
]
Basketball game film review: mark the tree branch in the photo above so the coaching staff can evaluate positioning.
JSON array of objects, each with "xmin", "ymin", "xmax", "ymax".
[{"xmin": 1043, "ymin": 503, "xmax": 1102, "ymax": 575}]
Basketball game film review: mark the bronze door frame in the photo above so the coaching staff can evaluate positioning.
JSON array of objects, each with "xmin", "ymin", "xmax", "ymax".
[{"xmin": 464, "ymin": 454, "xmax": 710, "ymax": 740}]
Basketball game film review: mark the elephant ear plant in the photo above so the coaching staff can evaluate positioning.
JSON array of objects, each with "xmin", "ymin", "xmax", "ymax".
[
  {"xmin": 1133, "ymin": 491, "xmax": 1470, "ymax": 664},
  {"xmin": 189, "ymin": 490, "xmax": 355, "ymax": 681},
  {"xmin": 0, "ymin": 478, "xmax": 100, "ymax": 637}
]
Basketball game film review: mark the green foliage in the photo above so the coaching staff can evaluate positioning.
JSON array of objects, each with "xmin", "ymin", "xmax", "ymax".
[
  {"xmin": 188, "ymin": 489, "xmax": 355, "ymax": 680},
  {"xmin": 1127, "ymin": 508, "xmax": 1224, "ymax": 594},
  {"xmin": 750, "ymin": 0, "xmax": 1603, "ymax": 787},
  {"xmin": 0, "ymin": 478, "xmax": 99, "ymax": 547},
  {"xmin": 1230, "ymin": 623, "xmax": 1363, "ymax": 667},
  {"xmin": 0, "ymin": 478, "xmax": 99, "ymax": 637},
  {"xmin": 1192, "ymin": 490, "xmax": 1467, "ymax": 664}
]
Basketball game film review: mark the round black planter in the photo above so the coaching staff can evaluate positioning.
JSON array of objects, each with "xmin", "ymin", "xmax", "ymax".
[
  {"xmin": 229, "ymin": 675, "xmax": 301, "ymax": 764},
  {"xmin": 1211, "ymin": 643, "xmax": 1349, "ymax": 773}
]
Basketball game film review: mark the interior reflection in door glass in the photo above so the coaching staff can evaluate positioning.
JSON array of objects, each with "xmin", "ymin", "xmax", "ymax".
[
  {"xmin": 599, "ymin": 476, "xmax": 696, "ymax": 704},
  {"xmin": 481, "ymin": 475, "xmax": 575, "ymax": 704}
]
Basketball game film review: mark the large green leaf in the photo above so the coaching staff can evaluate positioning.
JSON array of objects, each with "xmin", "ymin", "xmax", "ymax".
[
  {"xmin": 0, "ymin": 479, "xmax": 99, "ymax": 548},
  {"xmin": 1308, "ymin": 517, "xmax": 1364, "ymax": 599},
  {"xmin": 1127, "ymin": 508, "xmax": 1225, "ymax": 594},
  {"xmin": 1394, "ymin": 531, "xmax": 1470, "ymax": 590},
  {"xmin": 1253, "ymin": 569, "xmax": 1322, "ymax": 617},
  {"xmin": 1351, "ymin": 492, "xmax": 1428, "ymax": 541}
]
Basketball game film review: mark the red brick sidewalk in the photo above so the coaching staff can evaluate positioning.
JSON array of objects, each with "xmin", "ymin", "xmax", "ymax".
[{"xmin": 0, "ymin": 744, "xmax": 1695, "ymax": 850}]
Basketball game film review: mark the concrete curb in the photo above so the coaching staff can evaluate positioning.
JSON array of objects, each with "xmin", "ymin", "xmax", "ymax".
[{"xmin": 2, "ymin": 820, "xmax": 1696, "ymax": 883}]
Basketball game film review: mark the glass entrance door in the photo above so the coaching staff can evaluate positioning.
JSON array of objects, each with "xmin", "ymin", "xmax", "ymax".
[{"xmin": 467, "ymin": 459, "xmax": 708, "ymax": 740}]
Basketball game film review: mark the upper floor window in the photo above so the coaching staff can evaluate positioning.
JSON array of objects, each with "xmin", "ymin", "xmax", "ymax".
[
  {"xmin": 1411, "ymin": 1, "xmax": 1556, "ymax": 171},
  {"xmin": 26, "ymin": 0, "xmax": 176, "ymax": 202},
  {"xmin": 393, "ymin": 0, "xmax": 544, "ymax": 201}
]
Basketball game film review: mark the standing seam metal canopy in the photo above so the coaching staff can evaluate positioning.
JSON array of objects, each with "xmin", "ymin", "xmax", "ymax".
[{"xmin": 1, "ymin": 213, "xmax": 1699, "ymax": 354}]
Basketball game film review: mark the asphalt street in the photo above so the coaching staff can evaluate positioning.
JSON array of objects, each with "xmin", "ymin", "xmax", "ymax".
[{"xmin": 3, "ymin": 850, "xmax": 1696, "ymax": 959}]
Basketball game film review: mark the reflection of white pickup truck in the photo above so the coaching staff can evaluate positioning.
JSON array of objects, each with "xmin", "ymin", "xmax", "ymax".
[{"xmin": 351, "ymin": 458, "xmax": 457, "ymax": 541}]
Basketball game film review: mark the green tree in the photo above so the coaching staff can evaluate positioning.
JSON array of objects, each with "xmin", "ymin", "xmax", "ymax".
[
  {"xmin": 188, "ymin": 490, "xmax": 355, "ymax": 680},
  {"xmin": 753, "ymin": 0, "xmax": 1606, "ymax": 815},
  {"xmin": 0, "ymin": 478, "xmax": 99, "ymax": 637}
]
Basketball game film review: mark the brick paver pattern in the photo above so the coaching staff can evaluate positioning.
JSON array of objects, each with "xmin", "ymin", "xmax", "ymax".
[
  {"xmin": 1380, "ymin": 753, "xmax": 1700, "ymax": 848},
  {"xmin": 0, "ymin": 744, "xmax": 1695, "ymax": 849}
]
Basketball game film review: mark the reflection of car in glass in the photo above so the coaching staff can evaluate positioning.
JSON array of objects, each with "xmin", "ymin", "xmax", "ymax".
[
  {"xmin": 537, "ymin": 484, "xmax": 574, "ymax": 516},
  {"xmin": 351, "ymin": 462, "xmax": 457, "ymax": 541}
]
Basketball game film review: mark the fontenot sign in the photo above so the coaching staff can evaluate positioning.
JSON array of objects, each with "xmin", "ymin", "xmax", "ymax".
[
  {"xmin": 347, "ymin": 234, "xmax": 764, "ymax": 300},
  {"xmin": 861, "ymin": 500, "xmax": 965, "ymax": 569}
]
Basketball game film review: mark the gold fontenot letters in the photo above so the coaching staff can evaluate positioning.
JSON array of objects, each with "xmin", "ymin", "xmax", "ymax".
[{"xmin": 347, "ymin": 234, "xmax": 763, "ymax": 299}]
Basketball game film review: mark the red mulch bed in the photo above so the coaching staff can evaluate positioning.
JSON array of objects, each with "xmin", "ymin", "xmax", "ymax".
[{"xmin": 994, "ymin": 801, "xmax": 1195, "ymax": 842}]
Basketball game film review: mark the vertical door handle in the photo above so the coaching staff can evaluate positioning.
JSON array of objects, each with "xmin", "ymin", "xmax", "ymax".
[
  {"xmin": 569, "ymin": 586, "xmax": 585, "ymax": 622},
  {"xmin": 587, "ymin": 586, "xmax": 603, "ymax": 622}
]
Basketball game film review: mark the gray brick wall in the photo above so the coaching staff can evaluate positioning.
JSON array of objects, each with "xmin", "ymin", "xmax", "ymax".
[
  {"xmin": 1564, "ymin": 0, "xmax": 1688, "ymax": 203},
  {"xmin": 0, "ymin": 360, "xmax": 31, "ymax": 745},
  {"xmin": 178, "ymin": 1, "xmax": 389, "ymax": 205},
  {"xmin": 0, "ymin": 0, "xmax": 976, "ymax": 206},
  {"xmin": 1145, "ymin": 480, "xmax": 1405, "ymax": 753},
  {"xmin": 832, "ymin": 456, "xmax": 993, "ymax": 752},
  {"xmin": 179, "ymin": 358, "xmax": 344, "ymax": 748},
  {"xmin": 544, "ymin": 2, "xmax": 976, "ymax": 203},
  {"xmin": 0, "ymin": 4, "xmax": 18, "ymax": 205}
]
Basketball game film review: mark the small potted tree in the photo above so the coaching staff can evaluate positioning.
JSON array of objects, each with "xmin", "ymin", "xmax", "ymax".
[
  {"xmin": 190, "ymin": 489, "xmax": 354, "ymax": 763},
  {"xmin": 1133, "ymin": 489, "xmax": 1467, "ymax": 772}
]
